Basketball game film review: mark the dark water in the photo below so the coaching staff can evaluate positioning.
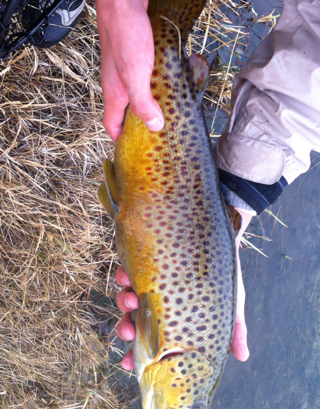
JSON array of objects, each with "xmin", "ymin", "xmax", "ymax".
[
  {"xmin": 211, "ymin": 1, "xmax": 320, "ymax": 407},
  {"xmin": 215, "ymin": 153, "xmax": 320, "ymax": 408}
]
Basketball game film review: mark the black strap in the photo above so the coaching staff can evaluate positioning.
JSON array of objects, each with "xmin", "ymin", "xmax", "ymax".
[{"xmin": 219, "ymin": 169, "xmax": 288, "ymax": 215}]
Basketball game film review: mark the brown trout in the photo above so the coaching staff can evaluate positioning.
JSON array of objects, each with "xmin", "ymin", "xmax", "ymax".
[{"xmin": 98, "ymin": 0, "xmax": 237, "ymax": 407}]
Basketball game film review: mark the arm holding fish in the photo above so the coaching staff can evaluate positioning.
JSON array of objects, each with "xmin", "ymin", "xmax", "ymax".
[
  {"xmin": 96, "ymin": 0, "xmax": 164, "ymax": 140},
  {"xmin": 116, "ymin": 209, "xmax": 252, "ymax": 370},
  {"xmin": 215, "ymin": 0, "xmax": 320, "ymax": 207}
]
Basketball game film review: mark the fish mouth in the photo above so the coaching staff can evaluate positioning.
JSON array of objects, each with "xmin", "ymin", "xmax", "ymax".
[{"xmin": 157, "ymin": 347, "xmax": 185, "ymax": 362}]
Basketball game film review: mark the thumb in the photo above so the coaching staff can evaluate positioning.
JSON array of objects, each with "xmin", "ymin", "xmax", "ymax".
[{"xmin": 127, "ymin": 84, "xmax": 164, "ymax": 132}]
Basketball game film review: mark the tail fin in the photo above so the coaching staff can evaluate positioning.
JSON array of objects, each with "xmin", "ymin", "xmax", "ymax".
[{"xmin": 148, "ymin": 0, "xmax": 206, "ymax": 40}]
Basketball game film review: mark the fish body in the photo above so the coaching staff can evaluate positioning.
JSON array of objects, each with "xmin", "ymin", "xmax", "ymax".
[{"xmin": 98, "ymin": 1, "xmax": 237, "ymax": 408}]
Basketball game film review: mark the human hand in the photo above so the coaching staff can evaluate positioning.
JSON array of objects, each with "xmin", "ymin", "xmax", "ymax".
[
  {"xmin": 95, "ymin": 0, "xmax": 164, "ymax": 141},
  {"xmin": 115, "ymin": 209, "xmax": 252, "ymax": 370}
]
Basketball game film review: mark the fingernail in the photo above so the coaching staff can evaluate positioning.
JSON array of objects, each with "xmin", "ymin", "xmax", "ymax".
[
  {"xmin": 122, "ymin": 357, "xmax": 131, "ymax": 370},
  {"xmin": 124, "ymin": 297, "xmax": 135, "ymax": 309},
  {"xmin": 120, "ymin": 277, "xmax": 130, "ymax": 287},
  {"xmin": 146, "ymin": 117, "xmax": 163, "ymax": 132},
  {"xmin": 242, "ymin": 345, "xmax": 250, "ymax": 361}
]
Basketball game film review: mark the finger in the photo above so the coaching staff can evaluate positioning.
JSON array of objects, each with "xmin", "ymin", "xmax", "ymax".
[
  {"xmin": 235, "ymin": 209, "xmax": 253, "ymax": 246},
  {"xmin": 117, "ymin": 312, "xmax": 136, "ymax": 341},
  {"xmin": 115, "ymin": 266, "xmax": 132, "ymax": 287},
  {"xmin": 116, "ymin": 289, "xmax": 139, "ymax": 312},
  {"xmin": 122, "ymin": 348, "xmax": 135, "ymax": 370},
  {"xmin": 231, "ymin": 245, "xmax": 249, "ymax": 361},
  {"xmin": 102, "ymin": 59, "xmax": 130, "ymax": 141}
]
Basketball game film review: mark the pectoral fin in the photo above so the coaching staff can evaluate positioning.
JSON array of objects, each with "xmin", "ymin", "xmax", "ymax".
[
  {"xmin": 97, "ymin": 159, "xmax": 119, "ymax": 219},
  {"xmin": 137, "ymin": 292, "xmax": 159, "ymax": 359}
]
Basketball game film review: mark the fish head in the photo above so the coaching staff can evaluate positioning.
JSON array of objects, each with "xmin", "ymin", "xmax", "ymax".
[{"xmin": 139, "ymin": 349, "xmax": 216, "ymax": 409}]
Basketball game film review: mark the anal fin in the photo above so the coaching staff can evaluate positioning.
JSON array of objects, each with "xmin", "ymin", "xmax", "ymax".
[
  {"xmin": 97, "ymin": 159, "xmax": 119, "ymax": 219},
  {"xmin": 98, "ymin": 181, "xmax": 115, "ymax": 219}
]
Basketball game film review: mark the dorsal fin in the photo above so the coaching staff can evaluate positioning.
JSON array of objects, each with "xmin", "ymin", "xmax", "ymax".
[
  {"xmin": 148, "ymin": 0, "xmax": 207, "ymax": 40},
  {"xmin": 225, "ymin": 204, "xmax": 242, "ymax": 237}
]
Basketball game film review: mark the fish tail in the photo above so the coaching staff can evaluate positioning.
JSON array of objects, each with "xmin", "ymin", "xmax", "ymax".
[{"xmin": 148, "ymin": 0, "xmax": 206, "ymax": 40}]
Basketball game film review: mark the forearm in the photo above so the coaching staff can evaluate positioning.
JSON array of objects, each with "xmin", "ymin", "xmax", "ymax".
[{"xmin": 215, "ymin": 0, "xmax": 320, "ymax": 213}]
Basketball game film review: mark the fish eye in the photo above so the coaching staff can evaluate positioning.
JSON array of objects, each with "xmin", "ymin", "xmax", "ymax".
[{"xmin": 191, "ymin": 402, "xmax": 206, "ymax": 409}]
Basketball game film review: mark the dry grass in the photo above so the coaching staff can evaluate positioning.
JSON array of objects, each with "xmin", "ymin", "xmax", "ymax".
[
  {"xmin": 0, "ymin": 1, "xmax": 278, "ymax": 407},
  {"xmin": 0, "ymin": 4, "xmax": 123, "ymax": 407}
]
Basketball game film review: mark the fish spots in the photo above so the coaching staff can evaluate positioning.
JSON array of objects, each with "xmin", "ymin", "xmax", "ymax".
[{"xmin": 169, "ymin": 321, "xmax": 178, "ymax": 327}]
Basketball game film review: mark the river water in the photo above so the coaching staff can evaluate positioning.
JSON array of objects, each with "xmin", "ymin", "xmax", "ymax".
[{"xmin": 213, "ymin": 0, "xmax": 320, "ymax": 407}]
